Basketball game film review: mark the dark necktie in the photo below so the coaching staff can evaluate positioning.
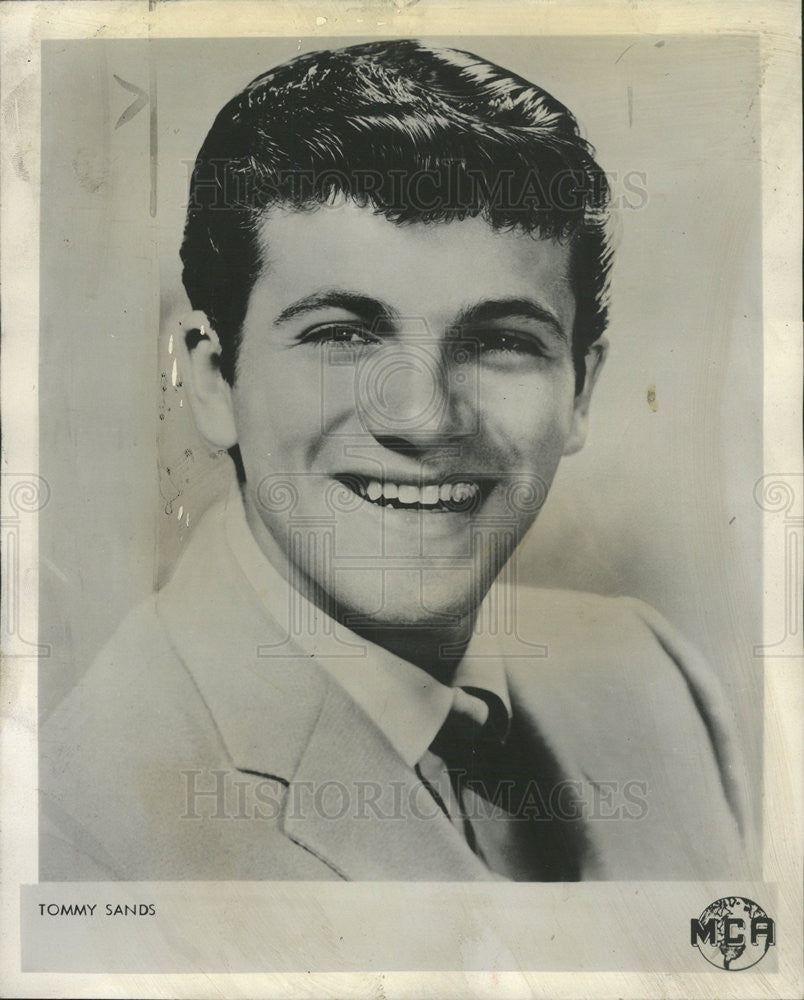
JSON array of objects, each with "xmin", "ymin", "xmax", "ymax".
[
  {"xmin": 422, "ymin": 686, "xmax": 504, "ymax": 858},
  {"xmin": 421, "ymin": 686, "xmax": 587, "ymax": 880}
]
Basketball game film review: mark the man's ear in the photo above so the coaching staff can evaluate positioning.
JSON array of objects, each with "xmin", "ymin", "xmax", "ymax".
[
  {"xmin": 175, "ymin": 310, "xmax": 238, "ymax": 449},
  {"xmin": 563, "ymin": 337, "xmax": 608, "ymax": 457}
]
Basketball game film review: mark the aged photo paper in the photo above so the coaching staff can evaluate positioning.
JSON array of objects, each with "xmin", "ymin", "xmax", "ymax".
[{"xmin": 1, "ymin": 1, "xmax": 801, "ymax": 997}]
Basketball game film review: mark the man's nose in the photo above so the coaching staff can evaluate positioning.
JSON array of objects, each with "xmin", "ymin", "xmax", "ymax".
[{"xmin": 355, "ymin": 338, "xmax": 464, "ymax": 451}]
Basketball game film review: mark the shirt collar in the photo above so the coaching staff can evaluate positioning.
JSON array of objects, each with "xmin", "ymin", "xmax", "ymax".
[{"xmin": 223, "ymin": 482, "xmax": 511, "ymax": 766}]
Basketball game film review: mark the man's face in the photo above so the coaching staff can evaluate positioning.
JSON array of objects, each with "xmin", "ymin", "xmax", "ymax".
[{"xmin": 219, "ymin": 199, "xmax": 603, "ymax": 628}]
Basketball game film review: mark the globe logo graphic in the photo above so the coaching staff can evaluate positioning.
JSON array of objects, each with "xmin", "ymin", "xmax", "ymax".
[{"xmin": 691, "ymin": 897, "xmax": 775, "ymax": 971}]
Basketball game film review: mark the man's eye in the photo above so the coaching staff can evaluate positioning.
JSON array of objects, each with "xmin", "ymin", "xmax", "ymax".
[
  {"xmin": 302, "ymin": 324, "xmax": 380, "ymax": 347},
  {"xmin": 476, "ymin": 332, "xmax": 545, "ymax": 357}
]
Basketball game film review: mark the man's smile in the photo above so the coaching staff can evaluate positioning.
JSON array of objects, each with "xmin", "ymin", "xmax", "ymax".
[{"xmin": 333, "ymin": 473, "xmax": 491, "ymax": 513}]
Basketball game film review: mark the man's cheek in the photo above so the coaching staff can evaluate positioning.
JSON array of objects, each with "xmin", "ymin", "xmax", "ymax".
[
  {"xmin": 475, "ymin": 409, "xmax": 539, "ymax": 475},
  {"xmin": 488, "ymin": 426, "xmax": 566, "ymax": 513},
  {"xmin": 236, "ymin": 403, "xmax": 309, "ymax": 466}
]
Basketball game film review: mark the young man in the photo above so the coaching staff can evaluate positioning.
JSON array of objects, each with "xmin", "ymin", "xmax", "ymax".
[{"xmin": 41, "ymin": 40, "xmax": 749, "ymax": 881}]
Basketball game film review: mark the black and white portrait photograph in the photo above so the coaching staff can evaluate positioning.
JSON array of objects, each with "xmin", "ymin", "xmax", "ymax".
[{"xmin": 1, "ymin": 1, "xmax": 800, "ymax": 996}]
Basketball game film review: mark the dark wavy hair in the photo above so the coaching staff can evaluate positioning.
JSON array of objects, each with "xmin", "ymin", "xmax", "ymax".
[{"xmin": 180, "ymin": 39, "xmax": 614, "ymax": 391}]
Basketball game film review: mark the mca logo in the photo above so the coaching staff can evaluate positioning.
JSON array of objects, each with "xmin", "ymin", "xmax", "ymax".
[{"xmin": 691, "ymin": 896, "xmax": 775, "ymax": 970}]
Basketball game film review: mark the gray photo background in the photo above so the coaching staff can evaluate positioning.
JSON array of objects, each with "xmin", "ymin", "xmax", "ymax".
[{"xmin": 39, "ymin": 36, "xmax": 763, "ymax": 842}]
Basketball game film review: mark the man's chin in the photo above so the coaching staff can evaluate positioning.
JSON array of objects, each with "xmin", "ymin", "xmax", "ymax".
[{"xmin": 327, "ymin": 575, "xmax": 481, "ymax": 637}]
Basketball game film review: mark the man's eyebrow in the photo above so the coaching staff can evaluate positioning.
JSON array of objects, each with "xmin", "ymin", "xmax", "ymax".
[
  {"xmin": 273, "ymin": 289, "xmax": 401, "ymax": 326},
  {"xmin": 453, "ymin": 297, "xmax": 569, "ymax": 343}
]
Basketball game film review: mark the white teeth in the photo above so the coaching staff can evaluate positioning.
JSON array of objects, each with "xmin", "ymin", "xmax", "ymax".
[
  {"xmin": 420, "ymin": 485, "xmax": 440, "ymax": 506},
  {"xmin": 354, "ymin": 478, "xmax": 481, "ymax": 507},
  {"xmin": 398, "ymin": 484, "xmax": 420, "ymax": 505}
]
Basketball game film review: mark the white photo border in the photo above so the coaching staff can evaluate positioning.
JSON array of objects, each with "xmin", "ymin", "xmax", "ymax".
[{"xmin": 1, "ymin": 2, "xmax": 800, "ymax": 998}]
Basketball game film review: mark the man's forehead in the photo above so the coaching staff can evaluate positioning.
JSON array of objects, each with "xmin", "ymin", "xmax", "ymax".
[{"xmin": 252, "ymin": 199, "xmax": 575, "ymax": 325}]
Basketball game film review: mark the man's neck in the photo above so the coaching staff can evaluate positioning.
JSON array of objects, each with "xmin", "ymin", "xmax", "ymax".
[{"xmin": 327, "ymin": 615, "xmax": 477, "ymax": 685}]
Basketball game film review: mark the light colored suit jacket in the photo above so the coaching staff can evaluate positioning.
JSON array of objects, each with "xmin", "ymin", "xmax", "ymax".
[{"xmin": 40, "ymin": 502, "xmax": 751, "ymax": 881}]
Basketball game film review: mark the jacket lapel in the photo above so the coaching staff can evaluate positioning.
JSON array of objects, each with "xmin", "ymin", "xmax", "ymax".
[
  {"xmin": 281, "ymin": 679, "xmax": 504, "ymax": 881},
  {"xmin": 156, "ymin": 501, "xmax": 331, "ymax": 779}
]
